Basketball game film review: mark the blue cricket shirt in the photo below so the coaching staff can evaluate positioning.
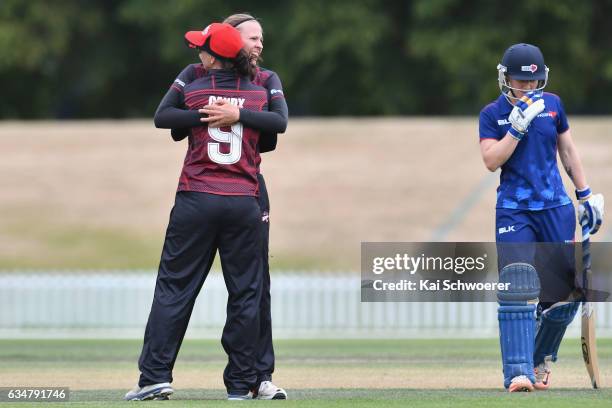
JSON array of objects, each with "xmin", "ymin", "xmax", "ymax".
[{"xmin": 479, "ymin": 93, "xmax": 572, "ymax": 210}]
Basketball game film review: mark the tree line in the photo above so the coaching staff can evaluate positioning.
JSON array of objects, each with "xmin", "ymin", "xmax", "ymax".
[{"xmin": 2, "ymin": 0, "xmax": 612, "ymax": 118}]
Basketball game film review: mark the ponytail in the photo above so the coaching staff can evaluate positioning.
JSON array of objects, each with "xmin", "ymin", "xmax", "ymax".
[
  {"xmin": 234, "ymin": 49, "xmax": 257, "ymax": 78},
  {"xmin": 220, "ymin": 49, "xmax": 256, "ymax": 79}
]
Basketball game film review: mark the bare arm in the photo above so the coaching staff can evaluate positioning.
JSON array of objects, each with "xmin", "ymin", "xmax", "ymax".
[
  {"xmin": 561, "ymin": 129, "xmax": 604, "ymax": 234},
  {"xmin": 479, "ymin": 133, "xmax": 520, "ymax": 172},
  {"xmin": 557, "ymin": 129, "xmax": 588, "ymax": 190}
]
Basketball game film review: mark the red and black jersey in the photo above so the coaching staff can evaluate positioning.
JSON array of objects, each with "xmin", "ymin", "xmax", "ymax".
[
  {"xmin": 173, "ymin": 64, "xmax": 287, "ymax": 153},
  {"xmin": 177, "ymin": 70, "xmax": 268, "ymax": 196},
  {"xmin": 174, "ymin": 64, "xmax": 285, "ymax": 101}
]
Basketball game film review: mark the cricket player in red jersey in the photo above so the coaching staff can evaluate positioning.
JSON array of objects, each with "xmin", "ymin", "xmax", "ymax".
[
  {"xmin": 169, "ymin": 13, "xmax": 288, "ymax": 400},
  {"xmin": 125, "ymin": 22, "xmax": 274, "ymax": 401}
]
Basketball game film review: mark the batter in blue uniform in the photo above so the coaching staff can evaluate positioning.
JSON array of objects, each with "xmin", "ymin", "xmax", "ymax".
[{"xmin": 479, "ymin": 43, "xmax": 604, "ymax": 392}]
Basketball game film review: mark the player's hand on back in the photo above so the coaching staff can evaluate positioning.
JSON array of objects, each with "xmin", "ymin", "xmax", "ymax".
[
  {"xmin": 508, "ymin": 91, "xmax": 545, "ymax": 140},
  {"xmin": 199, "ymin": 100, "xmax": 240, "ymax": 128},
  {"xmin": 577, "ymin": 187, "xmax": 605, "ymax": 235}
]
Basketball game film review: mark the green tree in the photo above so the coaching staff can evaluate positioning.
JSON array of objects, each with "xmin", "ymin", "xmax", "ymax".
[{"xmin": 1, "ymin": 0, "xmax": 612, "ymax": 117}]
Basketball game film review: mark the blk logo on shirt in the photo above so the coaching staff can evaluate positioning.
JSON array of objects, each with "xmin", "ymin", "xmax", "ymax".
[{"xmin": 498, "ymin": 225, "xmax": 516, "ymax": 234}]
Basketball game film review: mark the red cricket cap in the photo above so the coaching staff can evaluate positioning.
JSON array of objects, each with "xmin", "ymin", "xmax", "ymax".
[{"xmin": 185, "ymin": 23, "xmax": 243, "ymax": 60}]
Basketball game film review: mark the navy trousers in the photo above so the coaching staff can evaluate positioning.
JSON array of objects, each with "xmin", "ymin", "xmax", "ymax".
[
  {"xmin": 496, "ymin": 204, "xmax": 577, "ymax": 304},
  {"xmin": 138, "ymin": 191, "xmax": 263, "ymax": 395}
]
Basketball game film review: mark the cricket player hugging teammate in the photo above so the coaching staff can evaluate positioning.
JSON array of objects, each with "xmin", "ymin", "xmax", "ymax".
[{"xmin": 479, "ymin": 43, "xmax": 605, "ymax": 392}]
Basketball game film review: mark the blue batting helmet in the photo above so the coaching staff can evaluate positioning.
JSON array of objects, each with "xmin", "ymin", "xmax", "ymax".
[{"xmin": 497, "ymin": 43, "xmax": 549, "ymax": 102}]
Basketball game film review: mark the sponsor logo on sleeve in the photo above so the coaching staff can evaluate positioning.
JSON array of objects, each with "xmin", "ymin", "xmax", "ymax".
[
  {"xmin": 174, "ymin": 78, "xmax": 186, "ymax": 87},
  {"xmin": 270, "ymin": 89, "xmax": 284, "ymax": 96},
  {"xmin": 537, "ymin": 111, "xmax": 557, "ymax": 118}
]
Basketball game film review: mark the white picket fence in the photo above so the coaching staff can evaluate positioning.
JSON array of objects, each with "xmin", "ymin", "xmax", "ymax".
[{"xmin": 1, "ymin": 272, "xmax": 611, "ymax": 338}]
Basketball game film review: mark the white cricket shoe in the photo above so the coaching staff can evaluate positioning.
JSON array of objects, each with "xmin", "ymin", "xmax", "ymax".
[
  {"xmin": 534, "ymin": 356, "xmax": 552, "ymax": 390},
  {"xmin": 256, "ymin": 380, "xmax": 287, "ymax": 400},
  {"xmin": 124, "ymin": 382, "xmax": 174, "ymax": 401}
]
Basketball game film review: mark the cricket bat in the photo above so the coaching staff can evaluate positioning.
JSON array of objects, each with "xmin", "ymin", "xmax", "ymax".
[{"xmin": 580, "ymin": 216, "xmax": 601, "ymax": 389}]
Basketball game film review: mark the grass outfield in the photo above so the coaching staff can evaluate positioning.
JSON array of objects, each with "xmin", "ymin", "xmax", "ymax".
[
  {"xmin": 0, "ymin": 338, "xmax": 610, "ymax": 407},
  {"xmin": 0, "ymin": 389, "xmax": 605, "ymax": 408}
]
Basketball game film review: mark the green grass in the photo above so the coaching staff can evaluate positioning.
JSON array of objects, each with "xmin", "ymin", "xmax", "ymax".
[
  {"xmin": 0, "ymin": 209, "xmax": 343, "ymax": 270},
  {"xmin": 0, "ymin": 221, "xmax": 339, "ymax": 270},
  {"xmin": 1, "ymin": 339, "xmax": 610, "ymax": 407},
  {"xmin": 0, "ymin": 222, "xmax": 163, "ymax": 269},
  {"xmin": 2, "ymin": 389, "xmax": 611, "ymax": 408},
  {"xmin": 0, "ymin": 338, "xmax": 517, "ymax": 366},
  {"xmin": 2, "ymin": 338, "xmax": 610, "ymax": 362}
]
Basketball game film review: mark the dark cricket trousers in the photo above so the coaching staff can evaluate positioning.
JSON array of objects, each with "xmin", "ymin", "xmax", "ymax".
[
  {"xmin": 255, "ymin": 173, "xmax": 274, "ymax": 383},
  {"xmin": 138, "ymin": 191, "xmax": 263, "ymax": 394}
]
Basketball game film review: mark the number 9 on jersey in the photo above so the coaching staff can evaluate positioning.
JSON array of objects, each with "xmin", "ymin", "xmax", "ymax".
[{"xmin": 208, "ymin": 123, "xmax": 243, "ymax": 165}]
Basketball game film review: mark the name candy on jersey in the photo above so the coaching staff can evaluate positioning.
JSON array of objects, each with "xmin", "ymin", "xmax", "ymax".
[{"xmin": 208, "ymin": 95, "xmax": 245, "ymax": 107}]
